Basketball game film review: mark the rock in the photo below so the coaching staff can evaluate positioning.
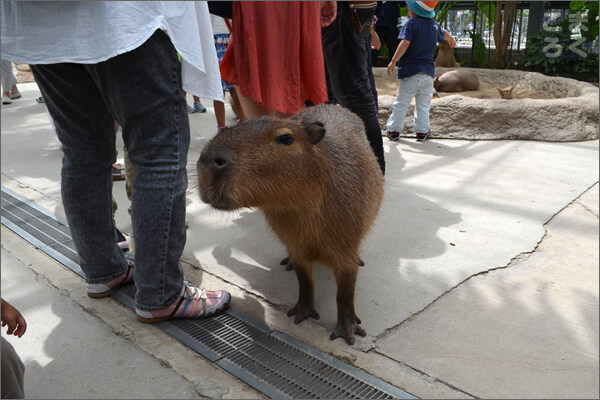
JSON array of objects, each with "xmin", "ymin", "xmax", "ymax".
[{"xmin": 375, "ymin": 67, "xmax": 599, "ymax": 141}]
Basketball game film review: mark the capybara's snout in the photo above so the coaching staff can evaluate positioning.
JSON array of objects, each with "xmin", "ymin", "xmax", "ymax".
[
  {"xmin": 198, "ymin": 149, "xmax": 230, "ymax": 172},
  {"xmin": 197, "ymin": 140, "xmax": 235, "ymax": 210}
]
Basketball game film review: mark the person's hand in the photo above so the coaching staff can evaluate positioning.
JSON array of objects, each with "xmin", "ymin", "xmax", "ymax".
[
  {"xmin": 387, "ymin": 61, "xmax": 396, "ymax": 77},
  {"xmin": 371, "ymin": 29, "xmax": 381, "ymax": 50},
  {"xmin": 448, "ymin": 37, "xmax": 457, "ymax": 48},
  {"xmin": 320, "ymin": 1, "xmax": 337, "ymax": 27},
  {"xmin": 1, "ymin": 298, "xmax": 27, "ymax": 338}
]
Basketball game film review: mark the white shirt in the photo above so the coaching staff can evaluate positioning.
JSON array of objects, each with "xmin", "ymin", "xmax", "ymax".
[
  {"xmin": 1, "ymin": 1, "xmax": 223, "ymax": 101},
  {"xmin": 210, "ymin": 14, "xmax": 230, "ymax": 36}
]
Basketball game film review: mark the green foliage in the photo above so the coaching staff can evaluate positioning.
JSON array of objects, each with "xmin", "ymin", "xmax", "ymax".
[
  {"xmin": 380, "ymin": 43, "xmax": 389, "ymax": 59},
  {"xmin": 570, "ymin": 1, "xmax": 599, "ymax": 43},
  {"xmin": 476, "ymin": 1, "xmax": 496, "ymax": 30},
  {"xmin": 434, "ymin": 1, "xmax": 456, "ymax": 25},
  {"xmin": 515, "ymin": 31, "xmax": 599, "ymax": 83},
  {"xmin": 399, "ymin": 4, "xmax": 407, "ymax": 17},
  {"xmin": 469, "ymin": 31, "xmax": 487, "ymax": 66}
]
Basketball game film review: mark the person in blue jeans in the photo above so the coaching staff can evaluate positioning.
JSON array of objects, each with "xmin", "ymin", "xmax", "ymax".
[
  {"xmin": 1, "ymin": 2, "xmax": 230, "ymax": 322},
  {"xmin": 386, "ymin": 1, "xmax": 456, "ymax": 141}
]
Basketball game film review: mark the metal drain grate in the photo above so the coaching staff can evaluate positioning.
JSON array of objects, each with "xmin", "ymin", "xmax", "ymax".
[
  {"xmin": 1, "ymin": 186, "xmax": 416, "ymax": 399},
  {"xmin": 1, "ymin": 187, "xmax": 82, "ymax": 276}
]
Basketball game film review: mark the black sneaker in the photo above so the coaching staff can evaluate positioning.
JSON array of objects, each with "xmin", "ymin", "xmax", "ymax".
[
  {"xmin": 416, "ymin": 131, "xmax": 430, "ymax": 141},
  {"xmin": 387, "ymin": 131, "xmax": 400, "ymax": 141}
]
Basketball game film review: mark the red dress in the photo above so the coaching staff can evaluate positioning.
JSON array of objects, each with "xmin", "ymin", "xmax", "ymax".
[{"xmin": 220, "ymin": 1, "xmax": 328, "ymax": 115}]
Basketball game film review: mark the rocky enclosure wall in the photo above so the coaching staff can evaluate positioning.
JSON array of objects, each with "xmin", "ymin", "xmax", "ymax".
[{"xmin": 375, "ymin": 67, "xmax": 599, "ymax": 141}]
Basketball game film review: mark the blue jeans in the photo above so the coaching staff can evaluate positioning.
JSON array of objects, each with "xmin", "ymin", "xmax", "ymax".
[
  {"xmin": 30, "ymin": 30, "xmax": 188, "ymax": 311},
  {"xmin": 386, "ymin": 72, "xmax": 434, "ymax": 134}
]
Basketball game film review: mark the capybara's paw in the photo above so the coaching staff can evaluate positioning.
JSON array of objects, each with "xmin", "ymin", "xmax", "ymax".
[
  {"xmin": 358, "ymin": 258, "xmax": 365, "ymax": 267},
  {"xmin": 330, "ymin": 320, "xmax": 366, "ymax": 345},
  {"xmin": 287, "ymin": 304, "xmax": 320, "ymax": 323}
]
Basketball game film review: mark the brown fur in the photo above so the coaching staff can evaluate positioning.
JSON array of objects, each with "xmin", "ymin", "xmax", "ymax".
[
  {"xmin": 496, "ymin": 86, "xmax": 516, "ymax": 99},
  {"xmin": 435, "ymin": 41, "xmax": 460, "ymax": 68},
  {"xmin": 197, "ymin": 104, "xmax": 384, "ymax": 345},
  {"xmin": 434, "ymin": 69, "xmax": 480, "ymax": 92}
]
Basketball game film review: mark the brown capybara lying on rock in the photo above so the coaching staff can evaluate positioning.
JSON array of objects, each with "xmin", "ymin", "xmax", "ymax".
[
  {"xmin": 197, "ymin": 104, "xmax": 384, "ymax": 345},
  {"xmin": 434, "ymin": 69, "xmax": 479, "ymax": 92}
]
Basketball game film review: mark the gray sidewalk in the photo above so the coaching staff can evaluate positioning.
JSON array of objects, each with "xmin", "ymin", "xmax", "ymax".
[{"xmin": 1, "ymin": 81, "xmax": 599, "ymax": 399}]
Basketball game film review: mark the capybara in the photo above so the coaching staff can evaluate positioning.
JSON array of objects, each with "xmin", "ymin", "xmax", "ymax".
[
  {"xmin": 434, "ymin": 41, "xmax": 460, "ymax": 68},
  {"xmin": 434, "ymin": 69, "xmax": 479, "ymax": 92},
  {"xmin": 496, "ymin": 86, "xmax": 516, "ymax": 99},
  {"xmin": 197, "ymin": 104, "xmax": 384, "ymax": 345}
]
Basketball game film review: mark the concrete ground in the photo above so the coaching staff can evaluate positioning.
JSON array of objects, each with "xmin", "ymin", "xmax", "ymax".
[{"xmin": 1, "ymin": 82, "xmax": 598, "ymax": 399}]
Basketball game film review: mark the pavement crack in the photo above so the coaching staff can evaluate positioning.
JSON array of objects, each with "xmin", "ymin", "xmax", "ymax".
[
  {"xmin": 374, "ymin": 183, "xmax": 598, "ymax": 343},
  {"xmin": 375, "ymin": 352, "xmax": 477, "ymax": 399},
  {"xmin": 1, "ymin": 242, "xmax": 75, "ymax": 298},
  {"xmin": 373, "ymin": 249, "xmax": 535, "ymax": 342},
  {"xmin": 575, "ymin": 181, "xmax": 599, "ymax": 218}
]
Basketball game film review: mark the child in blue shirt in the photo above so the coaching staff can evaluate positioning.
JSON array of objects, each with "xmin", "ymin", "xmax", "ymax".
[{"xmin": 386, "ymin": 1, "xmax": 456, "ymax": 141}]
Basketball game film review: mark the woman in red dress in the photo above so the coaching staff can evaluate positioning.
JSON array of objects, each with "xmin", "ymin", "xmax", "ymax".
[{"xmin": 220, "ymin": 1, "xmax": 336, "ymax": 119}]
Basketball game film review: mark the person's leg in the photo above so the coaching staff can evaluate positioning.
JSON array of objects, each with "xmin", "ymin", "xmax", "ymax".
[
  {"xmin": 84, "ymin": 29, "xmax": 189, "ymax": 311},
  {"xmin": 30, "ymin": 63, "xmax": 130, "ymax": 289},
  {"xmin": 123, "ymin": 146, "xmax": 136, "ymax": 207},
  {"xmin": 386, "ymin": 75, "xmax": 419, "ymax": 133},
  {"xmin": 1, "ymin": 59, "xmax": 18, "ymax": 102},
  {"xmin": 214, "ymin": 98, "xmax": 226, "ymax": 130},
  {"xmin": 193, "ymin": 95, "xmax": 207, "ymax": 113},
  {"xmin": 365, "ymin": 34, "xmax": 378, "ymax": 113},
  {"xmin": 1, "ymin": 59, "xmax": 14, "ymax": 95},
  {"xmin": 413, "ymin": 73, "xmax": 434, "ymax": 134},
  {"xmin": 1, "ymin": 337, "xmax": 25, "ymax": 399},
  {"xmin": 384, "ymin": 29, "xmax": 401, "ymax": 64},
  {"xmin": 229, "ymin": 85, "xmax": 247, "ymax": 121},
  {"xmin": 322, "ymin": 4, "xmax": 385, "ymax": 175},
  {"xmin": 235, "ymin": 85, "xmax": 292, "ymax": 119}
]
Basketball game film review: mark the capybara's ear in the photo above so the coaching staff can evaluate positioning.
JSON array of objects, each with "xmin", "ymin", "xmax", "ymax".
[{"xmin": 303, "ymin": 120, "xmax": 326, "ymax": 144}]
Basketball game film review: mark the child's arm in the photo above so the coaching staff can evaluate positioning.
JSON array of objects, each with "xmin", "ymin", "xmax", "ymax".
[
  {"xmin": 1, "ymin": 298, "xmax": 27, "ymax": 338},
  {"xmin": 444, "ymin": 29, "xmax": 457, "ymax": 48},
  {"xmin": 387, "ymin": 39, "xmax": 411, "ymax": 77}
]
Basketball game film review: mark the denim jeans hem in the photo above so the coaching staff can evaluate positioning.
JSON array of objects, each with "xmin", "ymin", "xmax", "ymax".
[
  {"xmin": 84, "ymin": 261, "xmax": 129, "ymax": 284},
  {"xmin": 134, "ymin": 283, "xmax": 182, "ymax": 312}
]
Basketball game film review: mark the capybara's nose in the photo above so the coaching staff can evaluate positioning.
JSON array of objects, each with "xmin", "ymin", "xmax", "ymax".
[
  {"xmin": 212, "ymin": 155, "xmax": 229, "ymax": 170},
  {"xmin": 198, "ymin": 152, "xmax": 229, "ymax": 171}
]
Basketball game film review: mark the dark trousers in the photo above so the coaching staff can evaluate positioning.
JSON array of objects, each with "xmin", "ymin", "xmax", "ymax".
[
  {"xmin": 322, "ymin": 4, "xmax": 385, "ymax": 175},
  {"xmin": 1, "ymin": 337, "xmax": 25, "ymax": 399},
  {"xmin": 30, "ymin": 30, "xmax": 188, "ymax": 311},
  {"xmin": 374, "ymin": 26, "xmax": 401, "ymax": 64}
]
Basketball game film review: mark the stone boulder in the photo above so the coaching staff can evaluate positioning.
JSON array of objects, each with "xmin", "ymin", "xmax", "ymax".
[{"xmin": 375, "ymin": 67, "xmax": 599, "ymax": 141}]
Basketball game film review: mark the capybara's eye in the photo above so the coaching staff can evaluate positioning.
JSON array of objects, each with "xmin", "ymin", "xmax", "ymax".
[{"xmin": 275, "ymin": 134, "xmax": 295, "ymax": 146}]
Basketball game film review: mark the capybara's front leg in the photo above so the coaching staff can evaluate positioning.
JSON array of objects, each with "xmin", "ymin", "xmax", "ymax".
[
  {"xmin": 330, "ymin": 266, "xmax": 365, "ymax": 345},
  {"xmin": 287, "ymin": 263, "xmax": 319, "ymax": 323}
]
